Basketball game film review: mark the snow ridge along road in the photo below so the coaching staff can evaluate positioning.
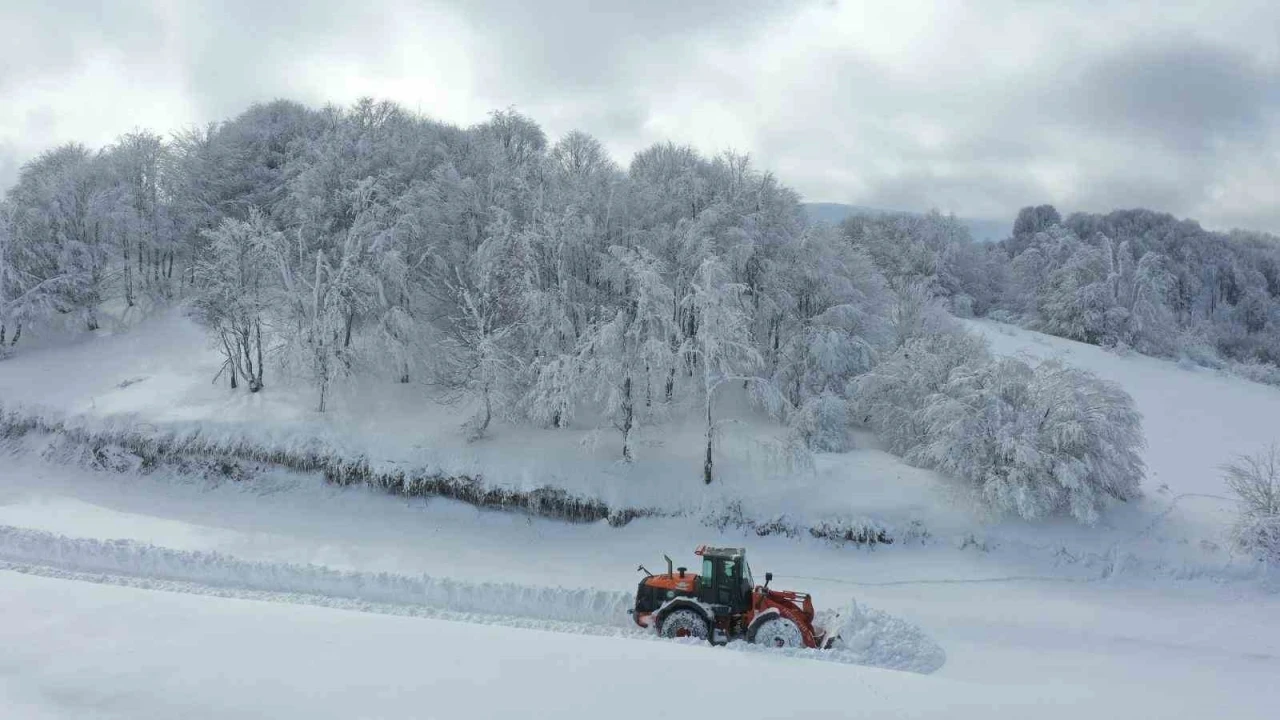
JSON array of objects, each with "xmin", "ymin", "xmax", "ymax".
[
  {"xmin": 0, "ymin": 523, "xmax": 632, "ymax": 626},
  {"xmin": 0, "ymin": 523, "xmax": 945, "ymax": 673}
]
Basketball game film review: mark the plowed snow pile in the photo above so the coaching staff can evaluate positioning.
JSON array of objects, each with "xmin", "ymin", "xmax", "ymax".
[
  {"xmin": 823, "ymin": 601, "xmax": 947, "ymax": 674},
  {"xmin": 0, "ymin": 524, "xmax": 632, "ymax": 627}
]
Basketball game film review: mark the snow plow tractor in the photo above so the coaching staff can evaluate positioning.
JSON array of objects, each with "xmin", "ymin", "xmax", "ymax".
[{"xmin": 629, "ymin": 545, "xmax": 837, "ymax": 649}]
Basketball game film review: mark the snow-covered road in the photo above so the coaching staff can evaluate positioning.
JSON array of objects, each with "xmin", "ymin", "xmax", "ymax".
[{"xmin": 0, "ymin": 571, "xmax": 1087, "ymax": 720}]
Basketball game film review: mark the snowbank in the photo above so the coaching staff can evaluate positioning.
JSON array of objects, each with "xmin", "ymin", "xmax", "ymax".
[{"xmin": 0, "ymin": 524, "xmax": 633, "ymax": 627}]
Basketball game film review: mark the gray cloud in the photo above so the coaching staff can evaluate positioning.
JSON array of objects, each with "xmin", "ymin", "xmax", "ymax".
[
  {"xmin": 2, "ymin": 0, "xmax": 1280, "ymax": 234},
  {"xmin": 1060, "ymin": 40, "xmax": 1280, "ymax": 152}
]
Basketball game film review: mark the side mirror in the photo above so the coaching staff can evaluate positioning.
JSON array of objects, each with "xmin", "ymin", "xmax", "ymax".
[{"xmin": 763, "ymin": 572, "xmax": 773, "ymax": 589}]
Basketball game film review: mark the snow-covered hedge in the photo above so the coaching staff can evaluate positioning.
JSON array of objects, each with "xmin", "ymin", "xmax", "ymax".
[
  {"xmin": 2, "ymin": 404, "xmax": 911, "ymax": 545},
  {"xmin": 853, "ymin": 331, "xmax": 1145, "ymax": 524},
  {"xmin": 704, "ymin": 500, "xmax": 894, "ymax": 546},
  {"xmin": 0, "ymin": 404, "xmax": 658, "ymax": 526}
]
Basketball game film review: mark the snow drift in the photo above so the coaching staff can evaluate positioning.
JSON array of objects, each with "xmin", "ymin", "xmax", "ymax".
[{"xmin": 0, "ymin": 524, "xmax": 633, "ymax": 627}]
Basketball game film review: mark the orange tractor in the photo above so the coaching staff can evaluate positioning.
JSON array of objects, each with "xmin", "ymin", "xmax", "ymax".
[{"xmin": 629, "ymin": 545, "xmax": 837, "ymax": 649}]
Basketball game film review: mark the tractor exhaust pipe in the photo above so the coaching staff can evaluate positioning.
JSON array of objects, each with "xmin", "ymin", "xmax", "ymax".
[{"xmin": 664, "ymin": 554, "xmax": 674, "ymax": 577}]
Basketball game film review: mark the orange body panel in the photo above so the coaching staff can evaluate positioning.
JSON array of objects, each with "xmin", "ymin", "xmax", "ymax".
[{"xmin": 643, "ymin": 573, "xmax": 700, "ymax": 594}]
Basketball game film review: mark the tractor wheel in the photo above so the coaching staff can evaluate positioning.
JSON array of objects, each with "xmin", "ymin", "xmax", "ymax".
[
  {"xmin": 748, "ymin": 616, "xmax": 805, "ymax": 649},
  {"xmin": 658, "ymin": 609, "xmax": 709, "ymax": 641}
]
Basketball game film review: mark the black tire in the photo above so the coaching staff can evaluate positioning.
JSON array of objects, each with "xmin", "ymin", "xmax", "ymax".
[
  {"xmin": 658, "ymin": 608, "xmax": 709, "ymax": 641},
  {"xmin": 747, "ymin": 615, "xmax": 805, "ymax": 648}
]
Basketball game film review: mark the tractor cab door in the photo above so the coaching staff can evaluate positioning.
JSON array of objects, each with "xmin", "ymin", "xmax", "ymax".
[{"xmin": 700, "ymin": 557, "xmax": 751, "ymax": 613}]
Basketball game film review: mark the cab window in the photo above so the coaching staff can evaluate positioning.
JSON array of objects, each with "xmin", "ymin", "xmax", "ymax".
[{"xmin": 702, "ymin": 558, "xmax": 714, "ymax": 579}]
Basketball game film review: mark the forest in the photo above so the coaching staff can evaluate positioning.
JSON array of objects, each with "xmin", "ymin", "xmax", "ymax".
[
  {"xmin": 844, "ymin": 204, "xmax": 1280, "ymax": 381},
  {"xmin": 8, "ymin": 97, "xmax": 1275, "ymax": 524}
]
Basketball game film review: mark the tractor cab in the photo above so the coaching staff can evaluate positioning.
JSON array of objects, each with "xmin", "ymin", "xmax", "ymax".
[{"xmin": 694, "ymin": 545, "xmax": 754, "ymax": 614}]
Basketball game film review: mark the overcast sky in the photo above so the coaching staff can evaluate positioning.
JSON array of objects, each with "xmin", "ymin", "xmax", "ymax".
[{"xmin": 3, "ymin": 0, "xmax": 1279, "ymax": 232}]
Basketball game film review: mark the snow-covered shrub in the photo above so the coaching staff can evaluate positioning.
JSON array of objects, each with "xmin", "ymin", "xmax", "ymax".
[
  {"xmin": 807, "ymin": 517, "xmax": 892, "ymax": 546},
  {"xmin": 1223, "ymin": 446, "xmax": 1280, "ymax": 563},
  {"xmin": 789, "ymin": 391, "xmax": 852, "ymax": 452},
  {"xmin": 984, "ymin": 309, "xmax": 1020, "ymax": 325},
  {"xmin": 853, "ymin": 329, "xmax": 1145, "ymax": 524},
  {"xmin": 917, "ymin": 358, "xmax": 1144, "ymax": 524},
  {"xmin": 1176, "ymin": 326, "xmax": 1224, "ymax": 369},
  {"xmin": 1225, "ymin": 359, "xmax": 1280, "ymax": 388}
]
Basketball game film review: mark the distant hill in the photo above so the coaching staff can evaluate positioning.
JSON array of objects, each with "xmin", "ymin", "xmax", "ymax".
[{"xmin": 803, "ymin": 203, "xmax": 1009, "ymax": 242}]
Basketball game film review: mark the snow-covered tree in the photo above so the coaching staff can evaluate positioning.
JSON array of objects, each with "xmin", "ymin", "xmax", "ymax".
[
  {"xmin": 268, "ymin": 180, "xmax": 387, "ymax": 411},
  {"xmin": 431, "ymin": 209, "xmax": 535, "ymax": 439},
  {"xmin": 568, "ymin": 247, "xmax": 678, "ymax": 460},
  {"xmin": 191, "ymin": 210, "xmax": 275, "ymax": 391},
  {"xmin": 851, "ymin": 329, "xmax": 989, "ymax": 455},
  {"xmin": 683, "ymin": 257, "xmax": 778, "ymax": 483},
  {"xmin": 2, "ymin": 144, "xmax": 118, "ymax": 338},
  {"xmin": 104, "ymin": 131, "xmax": 172, "ymax": 303}
]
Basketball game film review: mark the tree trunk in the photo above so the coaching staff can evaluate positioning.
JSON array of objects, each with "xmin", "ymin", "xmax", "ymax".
[
  {"xmin": 10, "ymin": 322, "xmax": 20, "ymax": 347},
  {"xmin": 703, "ymin": 394, "xmax": 714, "ymax": 484},
  {"xmin": 476, "ymin": 387, "xmax": 493, "ymax": 436},
  {"xmin": 620, "ymin": 376, "xmax": 633, "ymax": 462},
  {"xmin": 254, "ymin": 319, "xmax": 265, "ymax": 390},
  {"xmin": 644, "ymin": 364, "xmax": 652, "ymax": 407}
]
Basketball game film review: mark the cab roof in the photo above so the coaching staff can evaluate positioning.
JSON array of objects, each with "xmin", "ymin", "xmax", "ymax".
[{"xmin": 694, "ymin": 544, "xmax": 745, "ymax": 560}]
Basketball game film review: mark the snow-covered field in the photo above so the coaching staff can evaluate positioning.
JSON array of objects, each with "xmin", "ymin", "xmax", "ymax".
[{"xmin": 2, "ymin": 315, "xmax": 1280, "ymax": 717}]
